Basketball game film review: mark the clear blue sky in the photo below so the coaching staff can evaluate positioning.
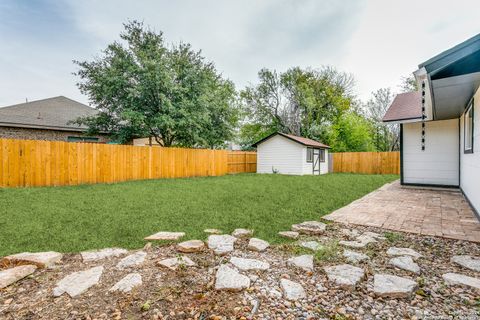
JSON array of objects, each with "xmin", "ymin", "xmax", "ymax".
[{"xmin": 1, "ymin": 0, "xmax": 479, "ymax": 106}]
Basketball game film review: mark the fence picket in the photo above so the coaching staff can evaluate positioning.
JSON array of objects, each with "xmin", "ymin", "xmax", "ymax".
[{"xmin": 332, "ymin": 151, "xmax": 400, "ymax": 175}]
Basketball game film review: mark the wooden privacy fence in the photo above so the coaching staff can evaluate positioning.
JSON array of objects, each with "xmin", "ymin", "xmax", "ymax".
[
  {"xmin": 0, "ymin": 138, "xmax": 256, "ymax": 188},
  {"xmin": 332, "ymin": 151, "xmax": 400, "ymax": 175},
  {"xmin": 227, "ymin": 151, "xmax": 257, "ymax": 174}
]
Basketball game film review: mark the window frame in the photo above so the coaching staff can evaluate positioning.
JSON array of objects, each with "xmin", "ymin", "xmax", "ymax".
[
  {"xmin": 464, "ymin": 99, "xmax": 474, "ymax": 154},
  {"xmin": 319, "ymin": 149, "xmax": 326, "ymax": 162},
  {"xmin": 306, "ymin": 147, "xmax": 313, "ymax": 163}
]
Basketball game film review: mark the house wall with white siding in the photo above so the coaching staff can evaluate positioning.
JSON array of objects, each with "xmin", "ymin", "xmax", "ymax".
[
  {"xmin": 256, "ymin": 135, "xmax": 304, "ymax": 175},
  {"xmin": 402, "ymin": 119, "xmax": 459, "ymax": 186},
  {"xmin": 460, "ymin": 87, "xmax": 480, "ymax": 213}
]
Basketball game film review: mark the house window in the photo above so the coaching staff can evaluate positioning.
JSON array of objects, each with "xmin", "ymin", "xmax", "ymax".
[
  {"xmin": 67, "ymin": 136, "xmax": 100, "ymax": 143},
  {"xmin": 319, "ymin": 149, "xmax": 326, "ymax": 162},
  {"xmin": 306, "ymin": 148, "xmax": 313, "ymax": 162},
  {"xmin": 464, "ymin": 101, "xmax": 474, "ymax": 153}
]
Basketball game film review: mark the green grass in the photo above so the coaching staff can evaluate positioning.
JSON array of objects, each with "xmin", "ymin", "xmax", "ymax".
[{"xmin": 0, "ymin": 173, "xmax": 398, "ymax": 256}]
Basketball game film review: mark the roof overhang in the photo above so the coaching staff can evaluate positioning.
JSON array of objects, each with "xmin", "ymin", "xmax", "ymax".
[{"xmin": 415, "ymin": 33, "xmax": 480, "ymax": 120}]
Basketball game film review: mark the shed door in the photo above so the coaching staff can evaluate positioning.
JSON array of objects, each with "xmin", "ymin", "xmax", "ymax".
[{"xmin": 313, "ymin": 149, "xmax": 320, "ymax": 175}]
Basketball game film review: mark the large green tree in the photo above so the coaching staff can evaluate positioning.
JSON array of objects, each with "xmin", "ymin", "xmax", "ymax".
[
  {"xmin": 73, "ymin": 21, "xmax": 238, "ymax": 148},
  {"xmin": 239, "ymin": 66, "xmax": 354, "ymax": 149}
]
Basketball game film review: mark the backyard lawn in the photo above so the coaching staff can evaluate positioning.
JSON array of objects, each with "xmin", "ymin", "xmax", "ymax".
[{"xmin": 0, "ymin": 173, "xmax": 397, "ymax": 256}]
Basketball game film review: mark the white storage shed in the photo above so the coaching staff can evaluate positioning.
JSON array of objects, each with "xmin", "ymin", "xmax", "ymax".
[{"xmin": 253, "ymin": 132, "xmax": 330, "ymax": 175}]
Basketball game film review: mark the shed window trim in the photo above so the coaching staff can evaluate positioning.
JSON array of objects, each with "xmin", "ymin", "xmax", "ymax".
[
  {"xmin": 319, "ymin": 149, "xmax": 326, "ymax": 162},
  {"xmin": 464, "ymin": 99, "xmax": 474, "ymax": 154},
  {"xmin": 306, "ymin": 147, "xmax": 313, "ymax": 162}
]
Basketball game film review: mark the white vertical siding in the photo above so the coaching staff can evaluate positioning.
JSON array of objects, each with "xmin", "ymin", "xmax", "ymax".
[
  {"xmin": 256, "ymin": 135, "xmax": 304, "ymax": 174},
  {"xmin": 460, "ymin": 87, "xmax": 480, "ymax": 213},
  {"xmin": 403, "ymin": 119, "xmax": 459, "ymax": 186}
]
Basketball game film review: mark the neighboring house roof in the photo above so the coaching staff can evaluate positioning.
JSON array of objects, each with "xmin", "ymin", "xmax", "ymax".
[
  {"xmin": 253, "ymin": 132, "xmax": 330, "ymax": 148},
  {"xmin": 382, "ymin": 91, "xmax": 422, "ymax": 123},
  {"xmin": 0, "ymin": 96, "xmax": 97, "ymax": 132}
]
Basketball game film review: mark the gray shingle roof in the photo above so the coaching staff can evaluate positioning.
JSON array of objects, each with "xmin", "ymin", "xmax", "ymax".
[{"xmin": 0, "ymin": 96, "xmax": 98, "ymax": 131}]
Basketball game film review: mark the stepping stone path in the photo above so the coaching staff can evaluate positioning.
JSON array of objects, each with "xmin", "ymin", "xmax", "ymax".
[
  {"xmin": 158, "ymin": 256, "xmax": 195, "ymax": 270},
  {"xmin": 81, "ymin": 248, "xmax": 128, "ymax": 262},
  {"xmin": 53, "ymin": 266, "xmax": 103, "ymax": 298},
  {"xmin": 110, "ymin": 273, "xmax": 142, "ymax": 293},
  {"xmin": 278, "ymin": 231, "xmax": 299, "ymax": 239},
  {"xmin": 324, "ymin": 264, "xmax": 365, "ymax": 289},
  {"xmin": 300, "ymin": 241, "xmax": 322, "ymax": 251},
  {"xmin": 232, "ymin": 228, "xmax": 253, "ymax": 238},
  {"xmin": 204, "ymin": 228, "xmax": 222, "ymax": 234},
  {"xmin": 215, "ymin": 264, "xmax": 250, "ymax": 291},
  {"xmin": 386, "ymin": 247, "xmax": 422, "ymax": 260},
  {"xmin": 208, "ymin": 235, "xmax": 237, "ymax": 255},
  {"xmin": 442, "ymin": 272, "xmax": 480, "ymax": 290},
  {"xmin": 287, "ymin": 255, "xmax": 314, "ymax": 272},
  {"xmin": 343, "ymin": 250, "xmax": 369, "ymax": 263},
  {"xmin": 248, "ymin": 238, "xmax": 269, "ymax": 252},
  {"xmin": 116, "ymin": 251, "xmax": 147, "ymax": 269},
  {"xmin": 280, "ymin": 278, "xmax": 306, "ymax": 301},
  {"xmin": 389, "ymin": 256, "xmax": 420, "ymax": 274},
  {"xmin": 291, "ymin": 221, "xmax": 326, "ymax": 235},
  {"xmin": 230, "ymin": 257, "xmax": 270, "ymax": 271},
  {"xmin": 2, "ymin": 251, "xmax": 62, "ymax": 268},
  {"xmin": 144, "ymin": 231, "xmax": 185, "ymax": 241},
  {"xmin": 451, "ymin": 255, "xmax": 480, "ymax": 272},
  {"xmin": 374, "ymin": 274, "xmax": 417, "ymax": 298},
  {"xmin": 0, "ymin": 265, "xmax": 37, "ymax": 289},
  {"xmin": 177, "ymin": 240, "xmax": 205, "ymax": 253}
]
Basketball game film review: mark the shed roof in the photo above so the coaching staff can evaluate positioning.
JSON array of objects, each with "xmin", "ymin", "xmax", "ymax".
[
  {"xmin": 382, "ymin": 91, "xmax": 422, "ymax": 123},
  {"xmin": 253, "ymin": 132, "xmax": 330, "ymax": 148},
  {"xmin": 0, "ymin": 96, "xmax": 98, "ymax": 131}
]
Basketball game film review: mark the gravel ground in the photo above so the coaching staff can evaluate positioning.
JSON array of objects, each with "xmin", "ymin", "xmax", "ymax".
[{"xmin": 1, "ymin": 222, "xmax": 479, "ymax": 320}]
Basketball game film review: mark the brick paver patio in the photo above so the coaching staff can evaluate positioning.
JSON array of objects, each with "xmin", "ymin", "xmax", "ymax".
[{"xmin": 323, "ymin": 180, "xmax": 480, "ymax": 242}]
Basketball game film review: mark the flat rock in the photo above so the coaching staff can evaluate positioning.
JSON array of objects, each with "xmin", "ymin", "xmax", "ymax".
[
  {"xmin": 389, "ymin": 256, "xmax": 420, "ymax": 274},
  {"xmin": 339, "ymin": 240, "xmax": 368, "ymax": 248},
  {"xmin": 158, "ymin": 256, "xmax": 195, "ymax": 270},
  {"xmin": 362, "ymin": 231, "xmax": 386, "ymax": 240},
  {"xmin": 53, "ymin": 266, "xmax": 103, "ymax": 297},
  {"xmin": 81, "ymin": 248, "xmax": 128, "ymax": 262},
  {"xmin": 116, "ymin": 251, "xmax": 147, "ymax": 269},
  {"xmin": 110, "ymin": 273, "xmax": 142, "ymax": 293},
  {"xmin": 3, "ymin": 251, "xmax": 62, "ymax": 268},
  {"xmin": 207, "ymin": 234, "xmax": 237, "ymax": 255},
  {"xmin": 355, "ymin": 234, "xmax": 378, "ymax": 244},
  {"xmin": 215, "ymin": 264, "xmax": 250, "ymax": 291},
  {"xmin": 324, "ymin": 264, "xmax": 365, "ymax": 289},
  {"xmin": 442, "ymin": 273, "xmax": 480, "ymax": 290},
  {"xmin": 291, "ymin": 221, "xmax": 326, "ymax": 235},
  {"xmin": 280, "ymin": 279, "xmax": 306, "ymax": 301},
  {"xmin": 386, "ymin": 247, "xmax": 422, "ymax": 260},
  {"xmin": 287, "ymin": 255, "xmax": 314, "ymax": 272},
  {"xmin": 144, "ymin": 231, "xmax": 185, "ymax": 241},
  {"xmin": 451, "ymin": 255, "xmax": 480, "ymax": 272},
  {"xmin": 177, "ymin": 240, "xmax": 205, "ymax": 253},
  {"xmin": 278, "ymin": 231, "xmax": 299, "ymax": 239},
  {"xmin": 204, "ymin": 229, "xmax": 222, "ymax": 234},
  {"xmin": 343, "ymin": 250, "xmax": 369, "ymax": 263},
  {"xmin": 248, "ymin": 238, "xmax": 270, "ymax": 252},
  {"xmin": 300, "ymin": 241, "xmax": 322, "ymax": 251},
  {"xmin": 232, "ymin": 228, "xmax": 253, "ymax": 238},
  {"xmin": 374, "ymin": 274, "xmax": 417, "ymax": 298},
  {"xmin": 0, "ymin": 265, "xmax": 37, "ymax": 289},
  {"xmin": 230, "ymin": 257, "xmax": 270, "ymax": 271}
]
